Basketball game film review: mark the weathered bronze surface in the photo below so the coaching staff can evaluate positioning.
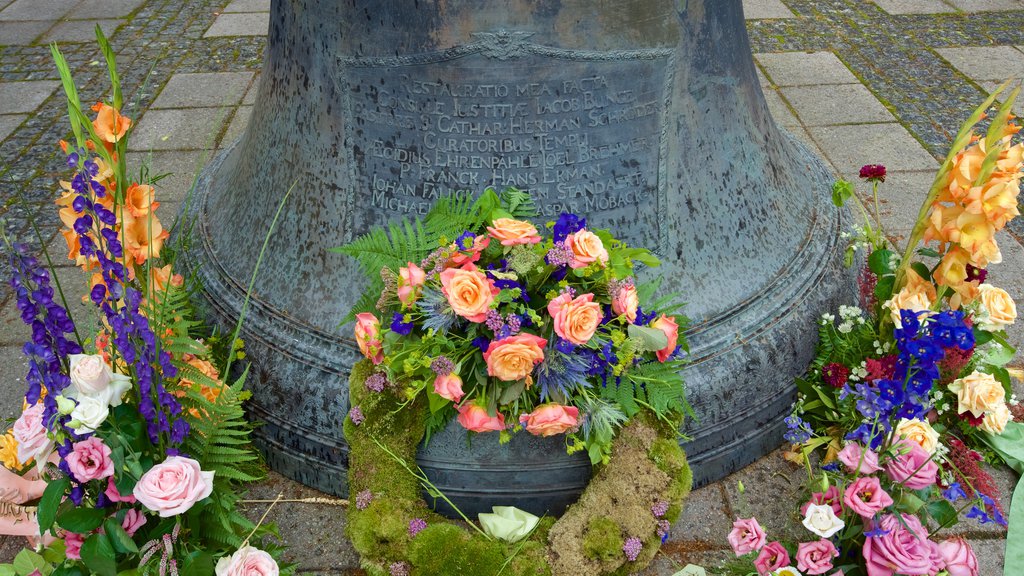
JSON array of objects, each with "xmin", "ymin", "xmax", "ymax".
[{"xmin": 180, "ymin": 0, "xmax": 852, "ymax": 515}]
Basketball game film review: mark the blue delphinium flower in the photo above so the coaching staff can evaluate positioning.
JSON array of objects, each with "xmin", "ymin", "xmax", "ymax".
[
  {"xmin": 784, "ymin": 415, "xmax": 813, "ymax": 443},
  {"xmin": 391, "ymin": 312, "xmax": 413, "ymax": 335},
  {"xmin": 552, "ymin": 213, "xmax": 586, "ymax": 243},
  {"xmin": 942, "ymin": 482, "xmax": 967, "ymax": 502}
]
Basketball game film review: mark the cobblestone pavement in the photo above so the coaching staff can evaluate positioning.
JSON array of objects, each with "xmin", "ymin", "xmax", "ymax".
[{"xmin": 1, "ymin": 0, "xmax": 1023, "ymax": 573}]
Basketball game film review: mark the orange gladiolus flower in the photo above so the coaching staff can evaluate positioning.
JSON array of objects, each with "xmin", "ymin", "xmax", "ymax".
[
  {"xmin": 121, "ymin": 212, "xmax": 169, "ymax": 265},
  {"xmin": 91, "ymin": 102, "xmax": 131, "ymax": 144},
  {"xmin": 124, "ymin": 183, "xmax": 158, "ymax": 217},
  {"xmin": 934, "ymin": 247, "xmax": 971, "ymax": 290}
]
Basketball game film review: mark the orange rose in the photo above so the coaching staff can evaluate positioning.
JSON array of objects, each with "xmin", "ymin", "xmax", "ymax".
[
  {"xmin": 486, "ymin": 218, "xmax": 542, "ymax": 246},
  {"xmin": 440, "ymin": 265, "xmax": 497, "ymax": 323},
  {"xmin": 91, "ymin": 102, "xmax": 131, "ymax": 144},
  {"xmin": 547, "ymin": 292, "xmax": 602, "ymax": 345},
  {"xmin": 612, "ymin": 283, "xmax": 639, "ymax": 324},
  {"xmin": 483, "ymin": 333, "xmax": 547, "ymax": 382},
  {"xmin": 354, "ymin": 313, "xmax": 383, "ymax": 364},
  {"xmin": 651, "ymin": 314, "xmax": 679, "ymax": 363},
  {"xmin": 457, "ymin": 403, "xmax": 505, "ymax": 433},
  {"xmin": 565, "ymin": 229, "xmax": 609, "ymax": 269},
  {"xmin": 519, "ymin": 404, "xmax": 578, "ymax": 437}
]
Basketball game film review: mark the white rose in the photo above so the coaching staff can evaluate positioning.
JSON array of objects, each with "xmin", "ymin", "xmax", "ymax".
[
  {"xmin": 801, "ymin": 503, "xmax": 844, "ymax": 538},
  {"xmin": 894, "ymin": 418, "xmax": 941, "ymax": 454},
  {"xmin": 977, "ymin": 284, "xmax": 1017, "ymax": 332},
  {"xmin": 69, "ymin": 396, "xmax": 110, "ymax": 435},
  {"xmin": 980, "ymin": 403, "xmax": 1011, "ymax": 435},
  {"xmin": 68, "ymin": 354, "xmax": 132, "ymax": 406}
]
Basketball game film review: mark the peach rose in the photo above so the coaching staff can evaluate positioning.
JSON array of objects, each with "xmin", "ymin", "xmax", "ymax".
[
  {"xmin": 894, "ymin": 418, "xmax": 940, "ymax": 454},
  {"xmin": 547, "ymin": 292, "xmax": 602, "ymax": 345},
  {"xmin": 565, "ymin": 229, "xmax": 609, "ymax": 269},
  {"xmin": 651, "ymin": 314, "xmax": 679, "ymax": 362},
  {"xmin": 948, "ymin": 371, "xmax": 1005, "ymax": 418},
  {"xmin": 91, "ymin": 102, "xmax": 131, "ymax": 144},
  {"xmin": 434, "ymin": 373, "xmax": 464, "ymax": 403},
  {"xmin": 486, "ymin": 218, "xmax": 542, "ymax": 246},
  {"xmin": 612, "ymin": 283, "xmax": 639, "ymax": 324},
  {"xmin": 398, "ymin": 262, "xmax": 426, "ymax": 307},
  {"xmin": 977, "ymin": 283, "xmax": 1016, "ymax": 332},
  {"xmin": 133, "ymin": 456, "xmax": 214, "ymax": 517},
  {"xmin": 483, "ymin": 333, "xmax": 547, "ymax": 382},
  {"xmin": 457, "ymin": 404, "xmax": 506, "ymax": 433},
  {"xmin": 884, "ymin": 269, "xmax": 935, "ymax": 329},
  {"xmin": 354, "ymin": 313, "xmax": 383, "ymax": 364},
  {"xmin": 215, "ymin": 546, "xmax": 279, "ymax": 576},
  {"xmin": 440, "ymin": 265, "xmax": 497, "ymax": 323},
  {"xmin": 519, "ymin": 404, "xmax": 579, "ymax": 436},
  {"xmin": 980, "ymin": 402, "xmax": 1010, "ymax": 435}
]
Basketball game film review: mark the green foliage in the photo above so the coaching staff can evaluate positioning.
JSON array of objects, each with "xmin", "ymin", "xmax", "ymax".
[
  {"xmin": 408, "ymin": 524, "xmax": 506, "ymax": 575},
  {"xmin": 582, "ymin": 516, "xmax": 623, "ymax": 562}
]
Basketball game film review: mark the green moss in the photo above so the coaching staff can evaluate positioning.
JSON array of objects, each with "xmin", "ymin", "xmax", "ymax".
[
  {"xmin": 582, "ymin": 516, "xmax": 623, "ymax": 562},
  {"xmin": 648, "ymin": 438, "xmax": 693, "ymax": 523},
  {"xmin": 408, "ymin": 524, "xmax": 506, "ymax": 575},
  {"xmin": 348, "ymin": 498, "xmax": 416, "ymax": 561}
]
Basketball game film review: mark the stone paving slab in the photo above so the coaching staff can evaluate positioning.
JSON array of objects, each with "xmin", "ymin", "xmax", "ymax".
[
  {"xmin": 204, "ymin": 12, "xmax": 269, "ymax": 37},
  {"xmin": 73, "ymin": 0, "xmax": 146, "ymax": 18},
  {"xmin": 742, "ymin": 0, "xmax": 795, "ymax": 19},
  {"xmin": 128, "ymin": 106, "xmax": 232, "ymax": 151},
  {"xmin": 755, "ymin": 51, "xmax": 859, "ymax": 86},
  {"xmin": 0, "ymin": 114, "xmax": 23, "ymax": 142},
  {"xmin": 224, "ymin": 0, "xmax": 270, "ymax": 12},
  {"xmin": 40, "ymin": 18, "xmax": 120, "ymax": 44},
  {"xmin": 151, "ymin": 71, "xmax": 254, "ymax": 108},
  {"xmin": 871, "ymin": 0, "xmax": 956, "ymax": 13},
  {"xmin": 0, "ymin": 0, "xmax": 76, "ymax": 21},
  {"xmin": 780, "ymin": 83, "xmax": 896, "ymax": 125},
  {"xmin": 0, "ymin": 80, "xmax": 58, "ymax": 114},
  {"xmin": 936, "ymin": 45, "xmax": 1024, "ymax": 81},
  {"xmin": 125, "ymin": 149, "xmax": 211, "ymax": 205},
  {"xmin": 806, "ymin": 122, "xmax": 940, "ymax": 173},
  {"xmin": 946, "ymin": 0, "xmax": 1024, "ymax": 10},
  {"xmin": 0, "ymin": 21, "xmax": 50, "ymax": 45}
]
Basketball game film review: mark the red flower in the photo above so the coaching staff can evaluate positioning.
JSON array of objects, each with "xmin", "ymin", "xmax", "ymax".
[
  {"xmin": 859, "ymin": 164, "xmax": 887, "ymax": 182},
  {"xmin": 822, "ymin": 362, "xmax": 851, "ymax": 388}
]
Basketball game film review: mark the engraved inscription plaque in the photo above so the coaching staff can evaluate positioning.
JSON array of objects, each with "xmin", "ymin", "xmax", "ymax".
[{"xmin": 337, "ymin": 32, "xmax": 674, "ymax": 248}]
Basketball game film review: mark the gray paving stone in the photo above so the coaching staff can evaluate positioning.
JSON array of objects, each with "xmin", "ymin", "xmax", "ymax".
[
  {"xmin": 871, "ymin": 0, "xmax": 956, "ymax": 12},
  {"xmin": 0, "ymin": 0, "xmax": 76, "ymax": 21},
  {"xmin": 782, "ymin": 83, "xmax": 896, "ymax": 126},
  {"xmin": 223, "ymin": 0, "xmax": 271, "ymax": 11},
  {"xmin": 742, "ymin": 0, "xmax": 794, "ymax": 19},
  {"xmin": 945, "ymin": 0, "xmax": 1024, "ymax": 10},
  {"xmin": 720, "ymin": 448, "xmax": 809, "ymax": 543},
  {"xmin": 755, "ymin": 51, "xmax": 859, "ymax": 86},
  {"xmin": 126, "ymin": 150, "xmax": 210, "ymax": 205},
  {"xmin": 129, "ymin": 107, "xmax": 231, "ymax": 151},
  {"xmin": 781, "ymin": 125, "xmax": 823, "ymax": 156},
  {"xmin": 0, "ymin": 114, "xmax": 24, "ymax": 142},
  {"xmin": 968, "ymin": 539, "xmax": 1007, "ymax": 576},
  {"xmin": 807, "ymin": 123, "xmax": 939, "ymax": 174},
  {"xmin": 863, "ymin": 169, "xmax": 937, "ymax": 239},
  {"xmin": 672, "ymin": 484, "xmax": 733, "ymax": 545},
  {"xmin": 0, "ymin": 20, "xmax": 50, "ymax": 45},
  {"xmin": 203, "ymin": 12, "xmax": 269, "ymax": 37},
  {"xmin": 243, "ymin": 75, "xmax": 260, "ymax": 105},
  {"xmin": 989, "ymin": 237, "xmax": 1024, "ymax": 352},
  {"xmin": 979, "ymin": 80, "xmax": 1024, "ymax": 116},
  {"xmin": 0, "ymin": 81, "xmax": 58, "ymax": 114},
  {"xmin": 0, "ymin": 345, "xmax": 28, "ymax": 422},
  {"xmin": 40, "ymin": 18, "xmax": 120, "ymax": 43},
  {"xmin": 937, "ymin": 46, "xmax": 1024, "ymax": 82},
  {"xmin": 221, "ymin": 104, "xmax": 252, "ymax": 146},
  {"xmin": 152, "ymin": 71, "xmax": 254, "ymax": 109},
  {"xmin": 762, "ymin": 88, "xmax": 800, "ymax": 128},
  {"xmin": 71, "ymin": 0, "xmax": 145, "ymax": 18}
]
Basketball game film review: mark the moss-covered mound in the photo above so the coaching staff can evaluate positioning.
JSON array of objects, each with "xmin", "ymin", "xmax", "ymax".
[{"xmin": 345, "ymin": 360, "xmax": 692, "ymax": 576}]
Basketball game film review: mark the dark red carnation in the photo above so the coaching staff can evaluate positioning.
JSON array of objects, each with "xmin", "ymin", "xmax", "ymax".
[
  {"xmin": 822, "ymin": 362, "xmax": 851, "ymax": 388},
  {"xmin": 966, "ymin": 264, "xmax": 987, "ymax": 284},
  {"xmin": 859, "ymin": 164, "xmax": 887, "ymax": 182}
]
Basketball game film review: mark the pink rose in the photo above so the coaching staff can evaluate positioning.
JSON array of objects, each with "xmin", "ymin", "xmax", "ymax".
[
  {"xmin": 433, "ymin": 373, "xmax": 464, "ymax": 403},
  {"xmin": 439, "ymin": 265, "xmax": 498, "ymax": 323},
  {"xmin": 651, "ymin": 314, "xmax": 679, "ymax": 362},
  {"xmin": 519, "ymin": 404, "xmax": 579, "ymax": 437},
  {"xmin": 398, "ymin": 262, "xmax": 426, "ymax": 307},
  {"xmin": 122, "ymin": 508, "xmax": 147, "ymax": 537},
  {"xmin": 486, "ymin": 218, "xmax": 542, "ymax": 246},
  {"xmin": 753, "ymin": 541, "xmax": 790, "ymax": 575},
  {"xmin": 548, "ymin": 292, "xmax": 602, "ymax": 345},
  {"xmin": 884, "ymin": 440, "xmax": 938, "ymax": 490},
  {"xmin": 938, "ymin": 537, "xmax": 978, "ymax": 576},
  {"xmin": 863, "ymin": 513, "xmax": 939, "ymax": 576},
  {"xmin": 727, "ymin": 517, "xmax": 766, "ymax": 556},
  {"xmin": 215, "ymin": 545, "xmax": 279, "ymax": 576},
  {"xmin": 354, "ymin": 313, "xmax": 383, "ymax": 365},
  {"xmin": 565, "ymin": 229, "xmax": 609, "ymax": 269},
  {"xmin": 612, "ymin": 283, "xmax": 639, "ymax": 324},
  {"xmin": 796, "ymin": 539, "xmax": 839, "ymax": 575},
  {"xmin": 801, "ymin": 485, "xmax": 843, "ymax": 517},
  {"xmin": 105, "ymin": 477, "xmax": 136, "ymax": 503},
  {"xmin": 457, "ymin": 404, "xmax": 506, "ymax": 433},
  {"xmin": 133, "ymin": 456, "xmax": 214, "ymax": 517},
  {"xmin": 483, "ymin": 333, "xmax": 547, "ymax": 381},
  {"xmin": 64, "ymin": 532, "xmax": 85, "ymax": 560},
  {"xmin": 449, "ymin": 235, "xmax": 490, "ymax": 266},
  {"xmin": 843, "ymin": 476, "xmax": 894, "ymax": 519},
  {"xmin": 67, "ymin": 437, "xmax": 114, "ymax": 483},
  {"xmin": 13, "ymin": 403, "xmax": 52, "ymax": 465},
  {"xmin": 838, "ymin": 442, "xmax": 882, "ymax": 474}
]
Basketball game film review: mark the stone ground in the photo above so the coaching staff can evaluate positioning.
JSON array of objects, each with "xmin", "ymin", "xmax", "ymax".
[{"xmin": 1, "ymin": 0, "xmax": 1023, "ymax": 573}]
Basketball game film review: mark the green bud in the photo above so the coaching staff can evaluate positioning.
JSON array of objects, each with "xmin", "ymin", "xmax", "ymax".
[{"xmin": 55, "ymin": 395, "xmax": 76, "ymax": 415}]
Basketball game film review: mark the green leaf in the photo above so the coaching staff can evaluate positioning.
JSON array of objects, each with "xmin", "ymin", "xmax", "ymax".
[
  {"xmin": 80, "ymin": 534, "xmax": 117, "ymax": 576},
  {"xmin": 868, "ymin": 249, "xmax": 895, "ymax": 275},
  {"xmin": 831, "ymin": 180, "xmax": 853, "ymax": 207},
  {"xmin": 57, "ymin": 507, "xmax": 106, "ymax": 534},
  {"xmin": 926, "ymin": 499, "xmax": 958, "ymax": 527},
  {"xmin": 38, "ymin": 478, "xmax": 70, "ymax": 534},
  {"xmin": 51, "ymin": 566, "xmax": 85, "ymax": 576},
  {"xmin": 499, "ymin": 380, "xmax": 526, "ymax": 405},
  {"xmin": 0, "ymin": 564, "xmax": 16, "ymax": 576},
  {"xmin": 898, "ymin": 491, "xmax": 925, "ymax": 513},
  {"xmin": 179, "ymin": 551, "xmax": 215, "ymax": 576},
  {"xmin": 12, "ymin": 550, "xmax": 47, "ymax": 575},
  {"xmin": 103, "ymin": 518, "xmax": 139, "ymax": 554},
  {"xmin": 916, "ymin": 247, "xmax": 941, "ymax": 258},
  {"xmin": 910, "ymin": 262, "xmax": 932, "ymax": 282},
  {"xmin": 628, "ymin": 324, "xmax": 669, "ymax": 352},
  {"xmin": 874, "ymin": 275, "xmax": 895, "ymax": 303}
]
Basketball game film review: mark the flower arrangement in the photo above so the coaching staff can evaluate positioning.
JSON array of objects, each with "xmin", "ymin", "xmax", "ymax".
[
  {"xmin": 337, "ymin": 189, "xmax": 695, "ymax": 575},
  {"xmin": 720, "ymin": 85, "xmax": 1023, "ymax": 575},
  {"xmin": 0, "ymin": 33, "xmax": 287, "ymax": 575},
  {"xmin": 339, "ymin": 188, "xmax": 690, "ymax": 464}
]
